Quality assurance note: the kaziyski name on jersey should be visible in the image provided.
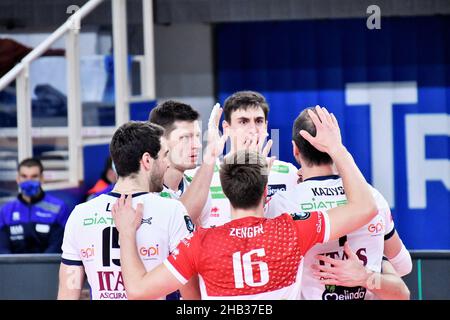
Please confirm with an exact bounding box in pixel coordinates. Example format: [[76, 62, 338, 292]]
[[61, 192, 191, 300], [265, 175, 395, 300], [186, 159, 299, 228], [164, 211, 330, 300]]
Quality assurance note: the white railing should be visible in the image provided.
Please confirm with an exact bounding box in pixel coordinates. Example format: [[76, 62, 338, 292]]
[[0, 0, 156, 188]]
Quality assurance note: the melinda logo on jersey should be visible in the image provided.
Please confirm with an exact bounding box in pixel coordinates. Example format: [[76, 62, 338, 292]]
[[139, 244, 160, 259], [322, 285, 367, 300]]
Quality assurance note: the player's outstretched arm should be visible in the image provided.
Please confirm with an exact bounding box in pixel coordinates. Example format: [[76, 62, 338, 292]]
[[180, 103, 228, 225], [313, 243, 410, 300], [383, 230, 413, 277], [300, 106, 377, 241], [57, 263, 85, 300], [112, 195, 183, 299]]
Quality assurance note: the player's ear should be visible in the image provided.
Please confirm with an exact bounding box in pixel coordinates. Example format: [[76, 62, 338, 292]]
[[263, 184, 268, 199], [292, 140, 300, 157], [141, 152, 153, 171], [222, 120, 230, 134]]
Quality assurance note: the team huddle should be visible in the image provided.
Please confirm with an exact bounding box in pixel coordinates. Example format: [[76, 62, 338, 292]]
[[57, 91, 412, 300]]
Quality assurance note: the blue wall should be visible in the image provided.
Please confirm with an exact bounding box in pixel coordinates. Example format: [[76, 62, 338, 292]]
[[216, 16, 450, 249]]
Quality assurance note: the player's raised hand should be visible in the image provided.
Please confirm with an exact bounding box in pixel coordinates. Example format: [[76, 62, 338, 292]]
[[299, 105, 342, 156], [204, 103, 228, 164], [243, 132, 271, 155], [111, 194, 143, 235]]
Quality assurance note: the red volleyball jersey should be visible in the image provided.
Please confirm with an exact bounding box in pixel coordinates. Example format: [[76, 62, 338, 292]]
[[164, 211, 330, 299]]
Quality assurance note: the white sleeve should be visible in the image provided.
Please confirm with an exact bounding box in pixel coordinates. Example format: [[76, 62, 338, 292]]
[[371, 187, 395, 235], [265, 191, 293, 218], [168, 202, 191, 253], [286, 162, 300, 190], [388, 244, 412, 277], [199, 192, 212, 226], [61, 206, 82, 265]]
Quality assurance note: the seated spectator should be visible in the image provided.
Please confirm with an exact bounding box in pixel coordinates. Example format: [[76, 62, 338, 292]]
[[0, 158, 69, 253], [86, 156, 117, 200]]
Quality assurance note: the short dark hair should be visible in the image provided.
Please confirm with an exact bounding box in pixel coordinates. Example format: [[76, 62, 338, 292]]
[[292, 107, 332, 166], [18, 158, 44, 174], [109, 121, 165, 178], [223, 91, 269, 124], [220, 151, 268, 209], [148, 100, 199, 136]]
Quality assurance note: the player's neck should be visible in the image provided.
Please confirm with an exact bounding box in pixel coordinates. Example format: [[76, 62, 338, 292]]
[[113, 176, 149, 194], [231, 205, 265, 220], [301, 164, 337, 181], [164, 167, 184, 191]]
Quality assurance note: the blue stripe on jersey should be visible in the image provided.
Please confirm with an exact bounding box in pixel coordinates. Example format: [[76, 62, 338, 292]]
[[61, 258, 83, 266], [384, 227, 396, 240], [303, 175, 340, 182], [107, 192, 148, 198]]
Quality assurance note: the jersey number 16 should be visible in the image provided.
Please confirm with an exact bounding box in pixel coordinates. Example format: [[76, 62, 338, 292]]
[[232, 248, 269, 288]]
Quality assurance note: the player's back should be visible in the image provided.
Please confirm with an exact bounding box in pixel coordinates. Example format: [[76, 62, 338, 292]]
[[61, 192, 190, 300], [266, 175, 393, 300], [167, 211, 328, 300]]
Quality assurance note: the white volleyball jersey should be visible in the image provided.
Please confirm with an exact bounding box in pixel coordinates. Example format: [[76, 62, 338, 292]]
[[186, 159, 299, 228], [265, 175, 394, 300], [61, 192, 191, 300]]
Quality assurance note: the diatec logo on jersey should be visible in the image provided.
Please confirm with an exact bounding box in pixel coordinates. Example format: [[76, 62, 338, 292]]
[[83, 214, 113, 227]]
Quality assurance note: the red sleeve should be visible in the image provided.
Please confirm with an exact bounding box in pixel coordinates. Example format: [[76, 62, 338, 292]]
[[292, 210, 330, 254], [164, 231, 200, 284]]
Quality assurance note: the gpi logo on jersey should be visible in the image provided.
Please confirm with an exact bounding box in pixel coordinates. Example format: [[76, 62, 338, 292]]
[[368, 219, 385, 235], [139, 244, 160, 259], [80, 245, 95, 259]]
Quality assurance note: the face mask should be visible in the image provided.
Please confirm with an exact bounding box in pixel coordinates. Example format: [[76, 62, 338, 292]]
[[19, 180, 41, 198]]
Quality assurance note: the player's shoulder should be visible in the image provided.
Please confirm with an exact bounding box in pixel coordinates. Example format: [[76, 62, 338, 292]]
[[141, 192, 179, 205], [368, 184, 390, 209], [142, 192, 186, 214], [72, 193, 109, 213]]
